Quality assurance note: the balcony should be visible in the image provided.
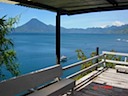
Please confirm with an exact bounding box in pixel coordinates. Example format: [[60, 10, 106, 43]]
[[0, 51, 128, 96], [74, 68, 128, 96], [65, 51, 128, 96], [1, 1, 128, 96]]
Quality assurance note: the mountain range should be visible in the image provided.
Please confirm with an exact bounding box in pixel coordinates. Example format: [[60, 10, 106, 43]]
[[14, 18, 128, 34]]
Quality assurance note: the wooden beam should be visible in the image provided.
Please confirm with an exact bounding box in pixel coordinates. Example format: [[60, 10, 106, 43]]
[[103, 51, 128, 57], [10, 0, 57, 11], [106, 59, 128, 66], [66, 4, 128, 15], [10, 0, 67, 14], [63, 54, 104, 70], [7, 0, 128, 15], [56, 12, 61, 64], [106, 0, 118, 6], [66, 61, 104, 79]]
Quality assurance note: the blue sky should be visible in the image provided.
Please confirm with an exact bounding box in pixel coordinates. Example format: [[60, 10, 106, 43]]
[[0, 2, 128, 29]]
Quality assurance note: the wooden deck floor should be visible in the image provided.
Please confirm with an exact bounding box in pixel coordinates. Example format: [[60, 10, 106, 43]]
[[74, 68, 128, 96]]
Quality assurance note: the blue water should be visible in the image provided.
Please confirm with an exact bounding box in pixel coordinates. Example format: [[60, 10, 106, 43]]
[[6, 33, 128, 79]]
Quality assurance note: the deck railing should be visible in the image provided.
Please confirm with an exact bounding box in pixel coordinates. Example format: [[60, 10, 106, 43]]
[[103, 51, 128, 66], [62, 54, 105, 79], [63, 51, 128, 80], [0, 51, 128, 95]]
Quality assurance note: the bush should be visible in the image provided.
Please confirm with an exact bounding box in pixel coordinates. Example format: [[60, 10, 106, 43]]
[[0, 16, 20, 80]]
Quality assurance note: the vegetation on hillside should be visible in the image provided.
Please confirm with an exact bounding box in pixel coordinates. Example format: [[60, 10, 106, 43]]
[[0, 16, 20, 80], [74, 49, 122, 80]]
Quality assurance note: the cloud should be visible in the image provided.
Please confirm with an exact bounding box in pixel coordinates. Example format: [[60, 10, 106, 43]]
[[99, 21, 125, 28], [99, 25, 108, 28], [112, 21, 125, 26]]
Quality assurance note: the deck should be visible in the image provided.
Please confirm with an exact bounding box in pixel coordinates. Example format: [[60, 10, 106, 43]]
[[1, 51, 128, 96], [74, 68, 128, 96]]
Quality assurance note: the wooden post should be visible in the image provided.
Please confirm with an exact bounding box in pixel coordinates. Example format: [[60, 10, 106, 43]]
[[56, 12, 61, 64], [96, 47, 99, 62], [125, 57, 127, 62], [96, 47, 99, 70], [103, 54, 106, 68]]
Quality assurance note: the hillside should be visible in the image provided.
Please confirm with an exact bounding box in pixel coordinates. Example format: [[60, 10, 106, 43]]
[[14, 18, 128, 34]]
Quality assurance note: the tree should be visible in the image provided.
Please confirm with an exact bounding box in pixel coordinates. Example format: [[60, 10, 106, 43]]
[[0, 16, 20, 80], [75, 49, 122, 80], [76, 49, 96, 70], [106, 50, 122, 68], [75, 49, 94, 80]]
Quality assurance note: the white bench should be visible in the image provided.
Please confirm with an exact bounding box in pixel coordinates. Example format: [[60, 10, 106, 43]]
[[0, 65, 75, 96], [115, 65, 128, 73]]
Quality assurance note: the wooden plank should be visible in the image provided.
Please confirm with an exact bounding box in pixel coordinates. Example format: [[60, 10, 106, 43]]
[[74, 68, 128, 96], [97, 73, 128, 83], [103, 51, 128, 57], [75, 67, 105, 91], [94, 69, 128, 83], [93, 69, 128, 89], [63, 54, 104, 70], [0, 65, 62, 96], [106, 59, 128, 65], [66, 61, 104, 79], [98, 73, 128, 82], [115, 65, 128, 73], [97, 69, 128, 82], [27, 79, 75, 96], [94, 77, 128, 89]]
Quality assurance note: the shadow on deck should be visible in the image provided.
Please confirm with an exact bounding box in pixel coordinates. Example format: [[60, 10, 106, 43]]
[[74, 68, 128, 96]]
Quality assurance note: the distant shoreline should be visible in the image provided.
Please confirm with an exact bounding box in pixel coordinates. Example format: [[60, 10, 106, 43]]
[[11, 31, 128, 35], [14, 18, 128, 34]]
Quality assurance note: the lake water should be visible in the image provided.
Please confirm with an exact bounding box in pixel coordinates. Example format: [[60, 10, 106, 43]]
[[6, 33, 128, 78]]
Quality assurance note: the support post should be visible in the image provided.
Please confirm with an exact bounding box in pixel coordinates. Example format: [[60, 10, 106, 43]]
[[56, 12, 61, 64], [125, 57, 127, 62], [96, 47, 99, 70], [96, 47, 99, 62], [103, 54, 106, 68]]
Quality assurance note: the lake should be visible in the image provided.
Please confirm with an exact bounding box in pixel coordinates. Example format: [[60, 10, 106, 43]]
[[6, 33, 128, 79]]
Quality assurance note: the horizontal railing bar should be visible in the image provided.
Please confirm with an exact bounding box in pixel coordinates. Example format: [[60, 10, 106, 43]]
[[106, 59, 128, 65], [103, 51, 128, 57], [63, 54, 104, 71], [66, 61, 104, 79]]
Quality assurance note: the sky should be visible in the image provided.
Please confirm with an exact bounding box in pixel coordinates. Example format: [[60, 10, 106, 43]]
[[0, 2, 128, 29]]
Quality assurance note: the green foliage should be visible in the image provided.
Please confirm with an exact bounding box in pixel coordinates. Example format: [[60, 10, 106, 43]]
[[75, 49, 94, 80], [0, 16, 20, 80], [76, 49, 87, 60], [106, 50, 122, 68], [75, 49, 122, 80]]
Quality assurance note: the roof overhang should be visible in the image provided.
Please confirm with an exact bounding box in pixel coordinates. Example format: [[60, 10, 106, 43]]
[[1, 0, 128, 15]]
